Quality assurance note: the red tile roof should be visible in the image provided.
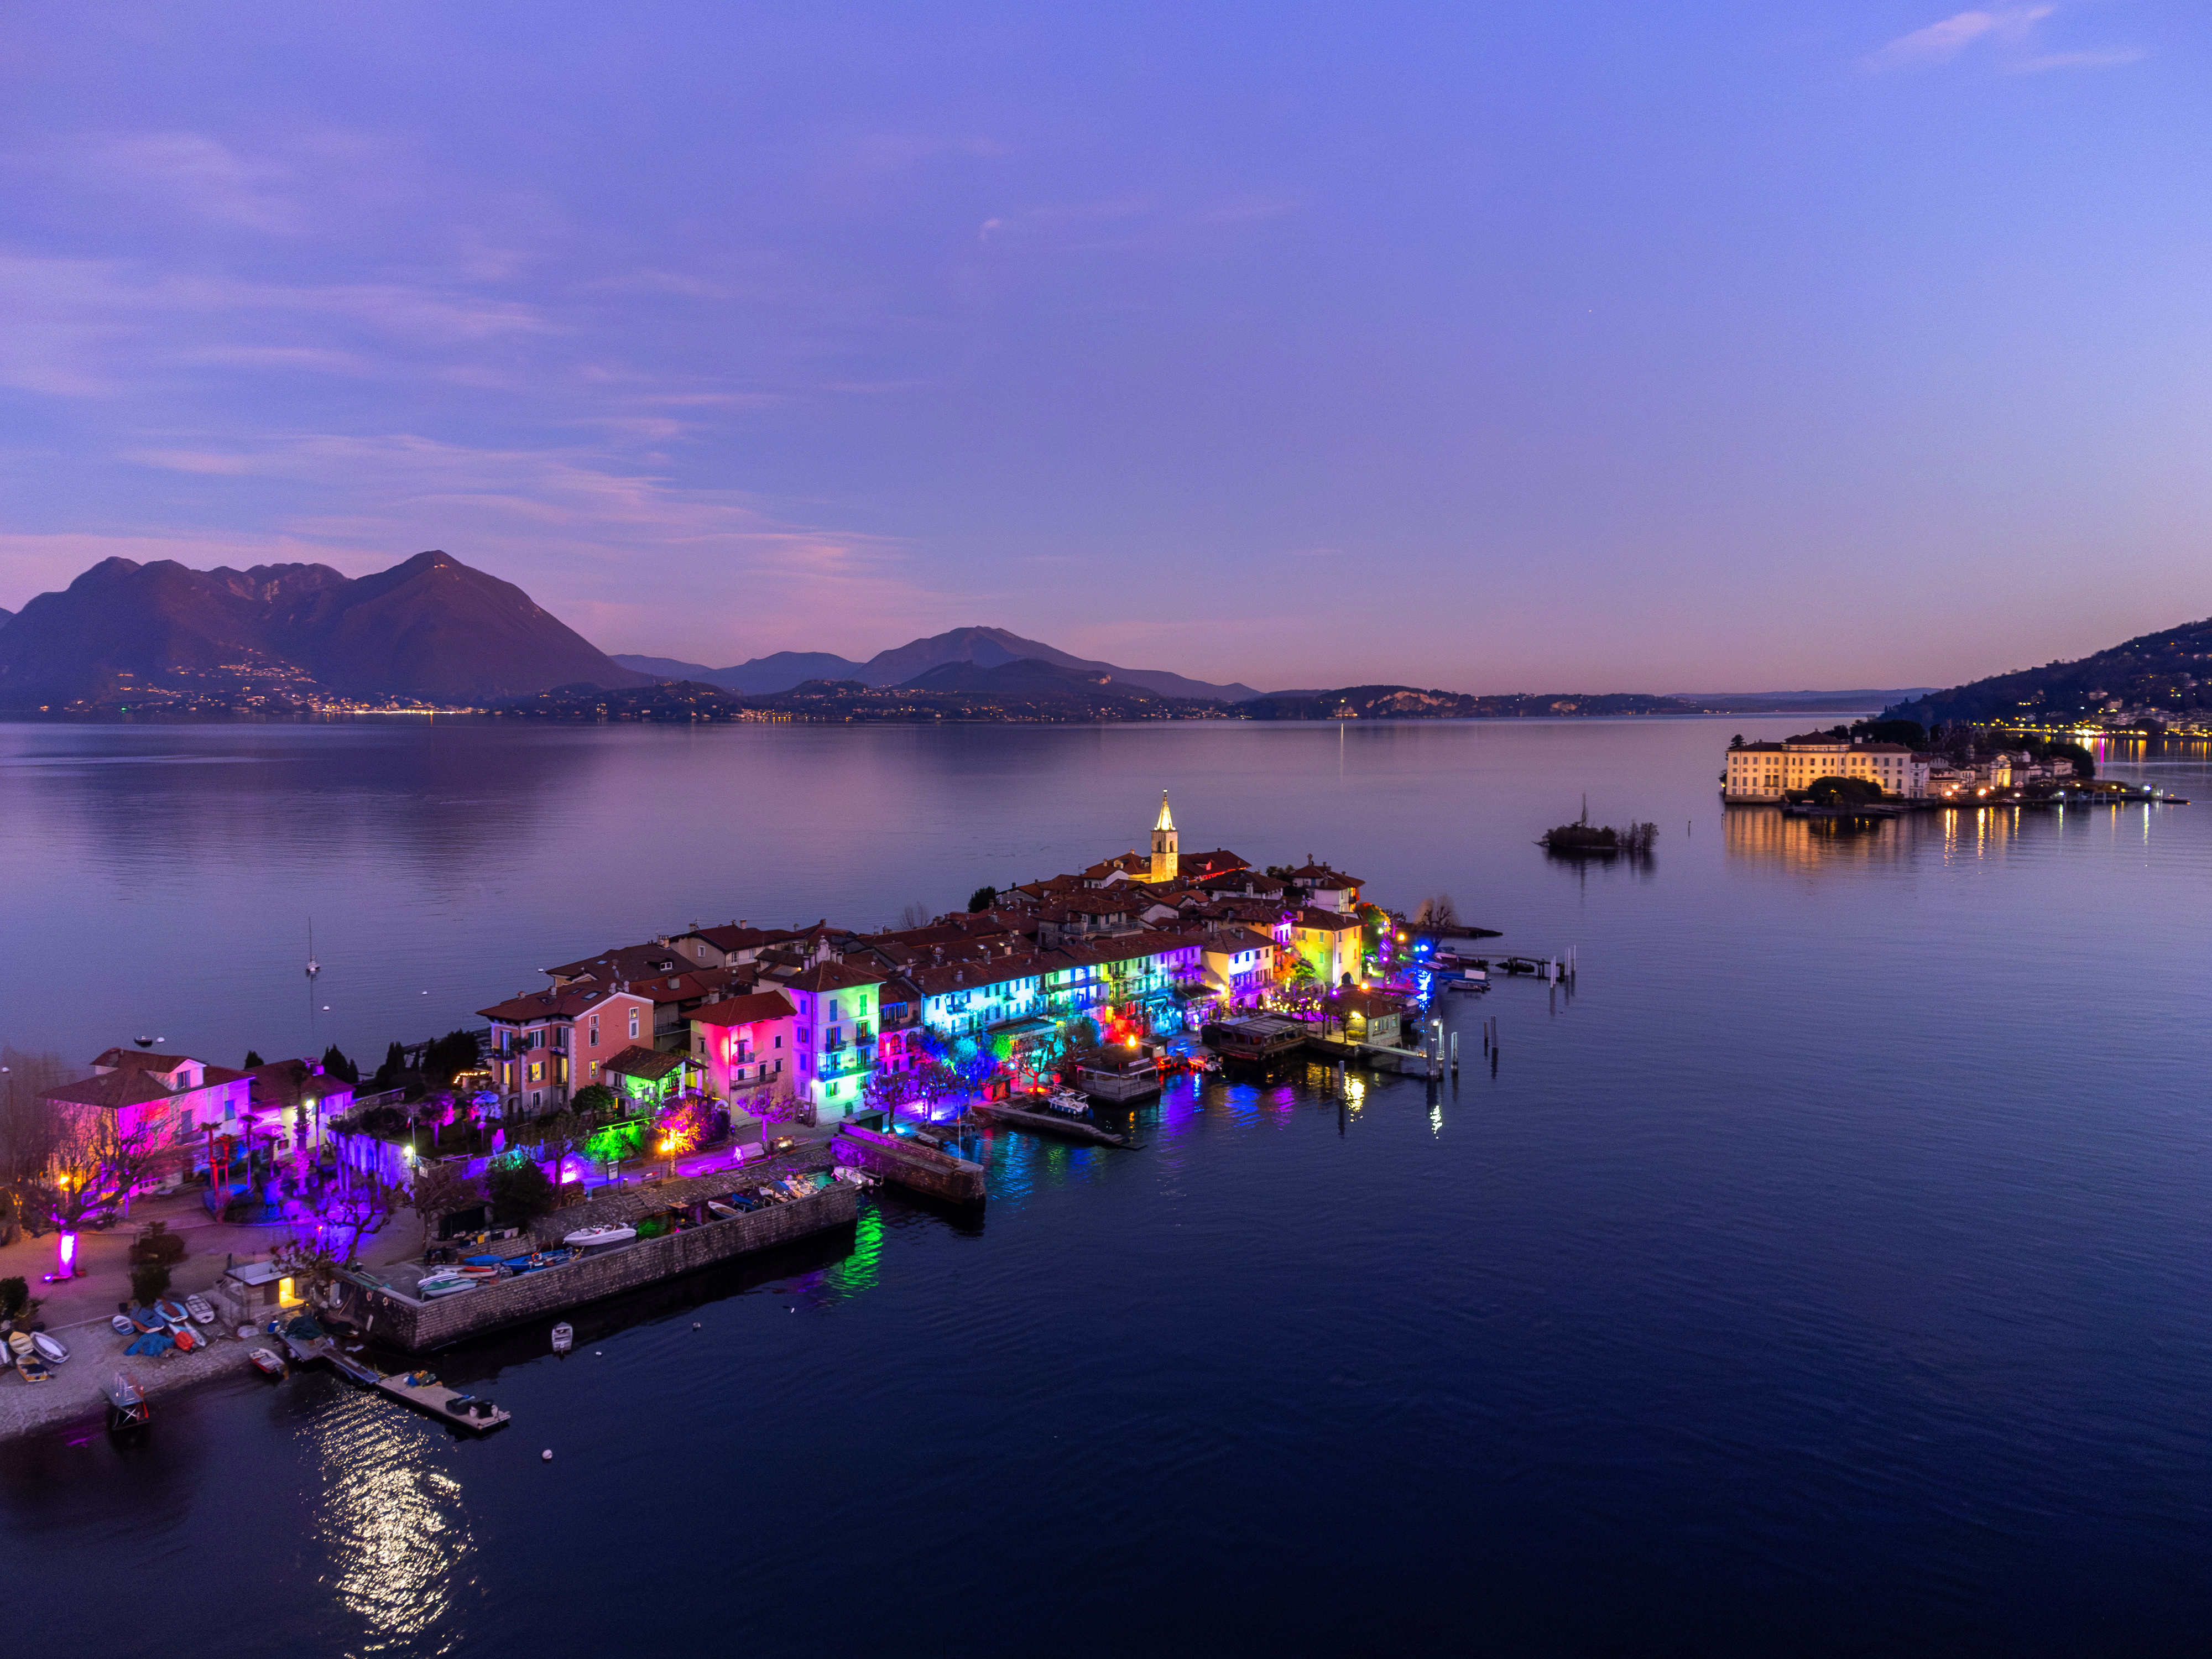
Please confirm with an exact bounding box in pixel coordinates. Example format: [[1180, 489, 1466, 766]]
[[691, 990, 797, 1028], [477, 985, 642, 1022], [42, 1070, 175, 1110], [786, 961, 888, 994], [604, 1045, 688, 1081], [90, 1048, 196, 1075]]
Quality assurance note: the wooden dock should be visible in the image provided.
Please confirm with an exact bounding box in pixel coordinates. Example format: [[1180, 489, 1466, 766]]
[[377, 1370, 511, 1432], [286, 1333, 510, 1432]]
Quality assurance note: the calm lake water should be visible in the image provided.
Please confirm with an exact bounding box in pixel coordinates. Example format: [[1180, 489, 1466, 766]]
[[3, 716, 2210, 1658]]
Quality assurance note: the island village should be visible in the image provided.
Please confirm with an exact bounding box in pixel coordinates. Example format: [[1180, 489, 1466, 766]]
[[0, 794, 1507, 1438]]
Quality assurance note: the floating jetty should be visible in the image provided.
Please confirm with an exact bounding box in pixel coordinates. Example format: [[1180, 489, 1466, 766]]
[[977, 1099, 1135, 1148], [832, 1122, 986, 1206], [285, 1332, 510, 1432]]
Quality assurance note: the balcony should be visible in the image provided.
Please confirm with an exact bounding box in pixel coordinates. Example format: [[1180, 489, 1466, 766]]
[[818, 1048, 869, 1079]]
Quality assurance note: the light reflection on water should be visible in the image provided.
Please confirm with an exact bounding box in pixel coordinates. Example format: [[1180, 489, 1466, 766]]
[[312, 1395, 475, 1650], [2, 719, 2210, 1657]]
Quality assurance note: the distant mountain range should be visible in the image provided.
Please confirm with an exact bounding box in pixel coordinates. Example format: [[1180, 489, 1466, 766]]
[[1885, 617, 2212, 727], [611, 625, 1261, 702], [0, 551, 652, 708]]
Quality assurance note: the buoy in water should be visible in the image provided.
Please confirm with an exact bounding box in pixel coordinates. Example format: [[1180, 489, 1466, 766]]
[[541, 1449, 552, 1462]]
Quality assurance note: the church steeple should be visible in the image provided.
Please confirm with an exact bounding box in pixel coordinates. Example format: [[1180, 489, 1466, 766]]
[[1149, 790, 1178, 883]]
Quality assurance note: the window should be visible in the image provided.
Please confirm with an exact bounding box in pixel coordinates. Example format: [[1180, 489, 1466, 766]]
[[589, 1018, 599, 1047], [629, 1008, 640, 1041]]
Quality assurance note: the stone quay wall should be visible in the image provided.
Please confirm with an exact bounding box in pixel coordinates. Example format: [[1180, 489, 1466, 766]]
[[831, 1124, 986, 1206], [338, 1182, 856, 1352]]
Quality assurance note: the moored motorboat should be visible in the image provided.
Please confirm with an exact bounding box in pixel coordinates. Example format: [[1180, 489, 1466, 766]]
[[249, 1348, 285, 1377], [185, 1295, 215, 1325], [551, 1322, 573, 1353], [31, 1331, 68, 1366], [563, 1225, 638, 1250]]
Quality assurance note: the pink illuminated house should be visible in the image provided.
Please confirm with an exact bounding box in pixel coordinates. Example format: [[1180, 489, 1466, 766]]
[[688, 989, 796, 1104], [40, 1049, 255, 1188]]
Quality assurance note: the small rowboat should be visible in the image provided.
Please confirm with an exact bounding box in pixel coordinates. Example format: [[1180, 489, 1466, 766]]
[[106, 1370, 150, 1427], [128, 1308, 165, 1334], [249, 1348, 285, 1378], [185, 1295, 216, 1325], [155, 1298, 191, 1326], [419, 1278, 478, 1298], [169, 1325, 202, 1354], [6, 1332, 32, 1360], [564, 1225, 637, 1250], [15, 1354, 53, 1384], [31, 1331, 67, 1366], [111, 1314, 137, 1336]]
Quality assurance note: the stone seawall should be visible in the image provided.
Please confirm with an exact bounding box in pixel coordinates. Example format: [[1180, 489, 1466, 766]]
[[832, 1124, 986, 1206], [338, 1183, 856, 1352]]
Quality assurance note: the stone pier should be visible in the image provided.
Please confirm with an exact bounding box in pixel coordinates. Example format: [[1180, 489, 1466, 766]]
[[337, 1176, 856, 1352]]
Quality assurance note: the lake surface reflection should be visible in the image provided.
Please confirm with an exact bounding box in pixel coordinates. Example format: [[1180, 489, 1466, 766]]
[[2, 716, 2210, 1657]]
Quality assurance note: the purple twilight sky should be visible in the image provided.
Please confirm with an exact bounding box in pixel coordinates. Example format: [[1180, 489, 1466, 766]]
[[1, 2, 2206, 693]]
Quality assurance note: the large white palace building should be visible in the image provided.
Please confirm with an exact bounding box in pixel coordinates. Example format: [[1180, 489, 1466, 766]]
[[1724, 733, 1932, 801]]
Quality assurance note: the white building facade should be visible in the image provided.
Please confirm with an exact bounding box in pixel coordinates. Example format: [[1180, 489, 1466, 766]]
[[1724, 734, 1931, 801]]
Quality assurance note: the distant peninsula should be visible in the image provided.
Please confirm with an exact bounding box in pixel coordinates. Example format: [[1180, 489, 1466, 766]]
[[1886, 615, 2212, 729], [488, 667, 1699, 724]]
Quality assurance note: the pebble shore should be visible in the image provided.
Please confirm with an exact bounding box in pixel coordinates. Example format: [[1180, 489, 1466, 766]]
[[0, 1317, 249, 1443]]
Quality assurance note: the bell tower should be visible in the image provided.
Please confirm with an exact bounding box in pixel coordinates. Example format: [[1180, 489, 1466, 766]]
[[1149, 790, 1178, 883]]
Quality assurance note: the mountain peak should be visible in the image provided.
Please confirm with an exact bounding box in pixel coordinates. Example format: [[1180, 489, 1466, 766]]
[[0, 549, 650, 707]]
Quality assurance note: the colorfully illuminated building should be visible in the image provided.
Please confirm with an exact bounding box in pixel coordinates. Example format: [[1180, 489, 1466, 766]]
[[785, 961, 885, 1118], [478, 985, 655, 1112], [603, 1045, 702, 1109], [688, 988, 796, 1101], [1199, 925, 1279, 1006], [1287, 907, 1363, 986], [41, 1050, 255, 1186]]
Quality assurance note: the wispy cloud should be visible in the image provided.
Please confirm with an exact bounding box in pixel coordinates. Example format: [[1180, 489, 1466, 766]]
[[2005, 45, 2145, 72], [0, 252, 556, 396], [1867, 7, 2053, 71], [69, 132, 303, 232], [1865, 5, 2142, 75]]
